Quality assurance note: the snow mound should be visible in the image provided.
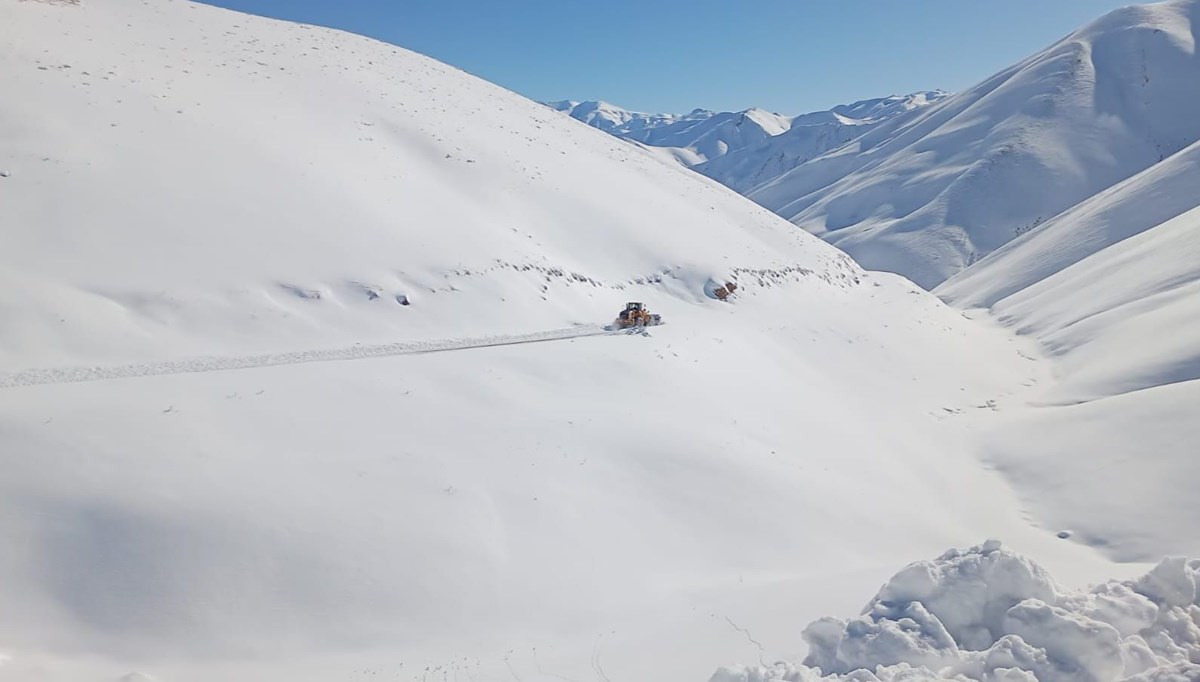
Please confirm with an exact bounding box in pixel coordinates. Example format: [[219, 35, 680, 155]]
[[747, 0, 1200, 288], [712, 542, 1200, 682]]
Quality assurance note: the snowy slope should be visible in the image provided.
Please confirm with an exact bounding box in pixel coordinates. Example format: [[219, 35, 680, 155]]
[[749, 0, 1200, 289], [0, 1, 1187, 681], [934, 141, 1200, 565], [0, 0, 858, 368], [937, 140, 1200, 314]]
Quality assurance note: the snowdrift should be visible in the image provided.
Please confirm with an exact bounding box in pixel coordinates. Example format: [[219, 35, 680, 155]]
[[713, 541, 1200, 682], [747, 0, 1200, 288]]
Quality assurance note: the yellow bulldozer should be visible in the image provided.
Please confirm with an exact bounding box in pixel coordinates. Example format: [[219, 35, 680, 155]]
[[614, 301, 663, 329]]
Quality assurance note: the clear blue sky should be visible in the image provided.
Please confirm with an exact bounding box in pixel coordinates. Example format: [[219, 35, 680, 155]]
[[197, 0, 1142, 114]]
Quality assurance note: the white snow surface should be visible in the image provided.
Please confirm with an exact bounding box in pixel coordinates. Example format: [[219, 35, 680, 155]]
[[933, 140, 1200, 565], [712, 541, 1200, 682], [0, 1, 1190, 681], [938, 140, 1200, 404], [747, 0, 1200, 289]]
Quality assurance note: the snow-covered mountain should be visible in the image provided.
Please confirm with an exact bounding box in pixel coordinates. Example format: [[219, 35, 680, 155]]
[[546, 92, 947, 169], [546, 99, 793, 166], [748, 0, 1200, 289], [935, 138, 1200, 565], [0, 1, 1114, 680], [544, 99, 692, 135], [1, 0, 1197, 681], [697, 91, 947, 193]]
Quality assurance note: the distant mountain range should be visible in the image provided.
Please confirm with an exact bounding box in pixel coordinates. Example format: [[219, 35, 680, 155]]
[[544, 92, 947, 177], [550, 1, 1200, 291]]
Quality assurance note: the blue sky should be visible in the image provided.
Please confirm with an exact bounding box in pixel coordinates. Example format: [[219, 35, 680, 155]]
[[198, 0, 1142, 114]]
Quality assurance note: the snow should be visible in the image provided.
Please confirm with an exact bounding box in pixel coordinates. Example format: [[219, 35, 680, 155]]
[[694, 92, 951, 193], [937, 139, 1200, 403], [936, 141, 1200, 313], [830, 92, 949, 123], [546, 93, 947, 176], [0, 0, 1193, 680], [932, 139, 1200, 564], [712, 542, 1200, 682], [745, 0, 1200, 289], [547, 100, 795, 167]]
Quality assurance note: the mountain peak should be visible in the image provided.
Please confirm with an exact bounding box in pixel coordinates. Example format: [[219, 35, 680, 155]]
[[546, 92, 946, 169]]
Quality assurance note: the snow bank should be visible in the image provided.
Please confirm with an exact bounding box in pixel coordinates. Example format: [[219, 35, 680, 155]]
[[712, 542, 1200, 682]]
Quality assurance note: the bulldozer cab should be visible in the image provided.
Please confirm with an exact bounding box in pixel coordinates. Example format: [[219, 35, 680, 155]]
[[625, 302, 645, 312]]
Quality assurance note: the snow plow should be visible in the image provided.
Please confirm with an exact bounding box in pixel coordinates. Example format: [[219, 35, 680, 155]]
[[614, 301, 662, 329]]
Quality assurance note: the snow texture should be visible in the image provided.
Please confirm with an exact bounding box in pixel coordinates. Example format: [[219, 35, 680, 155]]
[[712, 542, 1200, 682], [935, 142, 1200, 563], [0, 0, 1194, 680], [0, 1, 1125, 680]]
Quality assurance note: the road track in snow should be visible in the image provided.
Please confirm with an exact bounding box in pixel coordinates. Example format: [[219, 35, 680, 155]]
[[0, 324, 631, 389]]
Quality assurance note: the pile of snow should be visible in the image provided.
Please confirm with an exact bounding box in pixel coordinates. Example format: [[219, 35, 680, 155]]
[[546, 93, 947, 171], [747, 0, 1200, 288], [713, 541, 1200, 682]]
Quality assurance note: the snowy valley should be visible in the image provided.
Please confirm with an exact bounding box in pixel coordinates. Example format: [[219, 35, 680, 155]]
[[1, 0, 1198, 681]]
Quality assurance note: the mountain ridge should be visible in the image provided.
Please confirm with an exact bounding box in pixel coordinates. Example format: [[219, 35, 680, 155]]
[[746, 0, 1200, 288], [544, 91, 948, 169]]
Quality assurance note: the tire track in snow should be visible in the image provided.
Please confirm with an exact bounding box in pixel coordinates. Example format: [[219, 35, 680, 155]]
[[0, 325, 624, 389]]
